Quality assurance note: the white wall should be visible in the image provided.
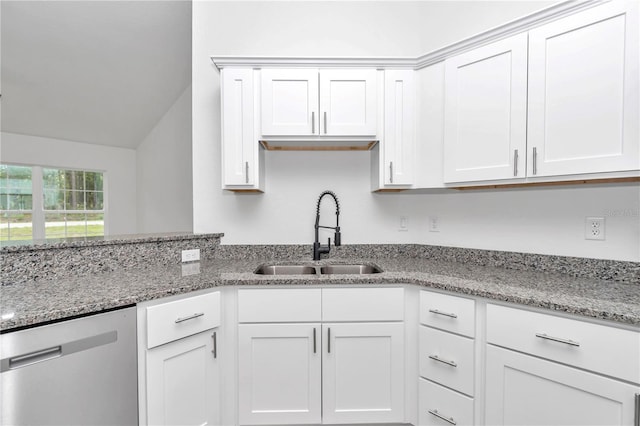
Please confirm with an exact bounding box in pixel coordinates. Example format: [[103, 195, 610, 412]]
[[136, 86, 193, 234], [193, 1, 640, 261], [0, 132, 138, 235]]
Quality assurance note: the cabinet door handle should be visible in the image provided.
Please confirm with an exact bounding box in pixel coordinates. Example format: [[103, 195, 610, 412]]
[[245, 161, 249, 184], [312, 111, 315, 134], [428, 354, 458, 368], [535, 333, 580, 347], [634, 393, 640, 426], [428, 308, 458, 319], [323, 111, 327, 134], [513, 149, 519, 176], [313, 328, 317, 354], [428, 409, 457, 425], [327, 327, 331, 353], [532, 147, 538, 175], [175, 312, 204, 323], [212, 331, 217, 358], [389, 162, 394, 184]]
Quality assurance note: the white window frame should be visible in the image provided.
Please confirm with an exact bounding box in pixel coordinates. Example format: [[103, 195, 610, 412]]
[[1, 164, 107, 240]]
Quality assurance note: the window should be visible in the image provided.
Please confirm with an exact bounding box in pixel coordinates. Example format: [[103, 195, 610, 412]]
[[0, 164, 105, 242], [0, 165, 34, 241]]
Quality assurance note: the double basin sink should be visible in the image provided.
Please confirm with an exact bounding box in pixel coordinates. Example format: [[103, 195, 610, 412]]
[[254, 264, 382, 275]]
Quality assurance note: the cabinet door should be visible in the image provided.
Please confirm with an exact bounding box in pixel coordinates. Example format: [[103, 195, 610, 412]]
[[383, 70, 415, 186], [147, 329, 220, 426], [238, 323, 321, 425], [261, 69, 319, 136], [221, 68, 259, 188], [485, 345, 640, 426], [443, 33, 528, 183], [528, 1, 639, 177], [319, 69, 378, 136], [322, 322, 404, 424]]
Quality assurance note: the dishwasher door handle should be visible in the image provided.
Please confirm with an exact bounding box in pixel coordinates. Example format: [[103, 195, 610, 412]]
[[1, 330, 117, 372]]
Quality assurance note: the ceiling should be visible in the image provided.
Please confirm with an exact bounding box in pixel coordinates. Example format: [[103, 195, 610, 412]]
[[1, 1, 192, 149]]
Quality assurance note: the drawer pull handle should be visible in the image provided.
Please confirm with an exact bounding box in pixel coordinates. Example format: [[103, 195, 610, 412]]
[[634, 393, 640, 426], [175, 312, 204, 323], [429, 309, 458, 319], [428, 409, 456, 425], [535, 333, 580, 347], [428, 354, 458, 368]]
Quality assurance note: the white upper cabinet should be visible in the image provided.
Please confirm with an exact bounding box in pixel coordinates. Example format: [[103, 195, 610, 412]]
[[319, 69, 378, 136], [383, 70, 415, 187], [261, 68, 377, 137], [261, 69, 319, 136], [221, 68, 263, 191], [443, 33, 529, 183], [527, 0, 639, 177]]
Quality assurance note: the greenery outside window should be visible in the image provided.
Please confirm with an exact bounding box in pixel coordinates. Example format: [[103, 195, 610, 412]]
[[1, 164, 105, 242]]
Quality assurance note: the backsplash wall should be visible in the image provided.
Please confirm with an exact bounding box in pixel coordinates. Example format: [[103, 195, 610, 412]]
[[192, 1, 640, 262]]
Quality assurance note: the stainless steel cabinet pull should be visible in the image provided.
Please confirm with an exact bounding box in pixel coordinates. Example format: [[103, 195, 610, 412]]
[[323, 111, 327, 134], [428, 409, 456, 425], [532, 147, 538, 175], [428, 308, 458, 319], [390, 162, 394, 184], [513, 149, 519, 176], [535, 333, 580, 347], [634, 393, 640, 426], [312, 111, 315, 134], [327, 328, 331, 353], [313, 328, 317, 354], [212, 331, 217, 358], [245, 161, 249, 184], [175, 312, 204, 323], [428, 354, 458, 368]]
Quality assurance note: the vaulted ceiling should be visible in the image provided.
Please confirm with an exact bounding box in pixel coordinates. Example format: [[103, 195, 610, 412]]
[[1, 1, 192, 149]]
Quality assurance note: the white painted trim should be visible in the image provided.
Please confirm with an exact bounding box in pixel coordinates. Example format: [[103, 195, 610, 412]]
[[210, 0, 606, 71]]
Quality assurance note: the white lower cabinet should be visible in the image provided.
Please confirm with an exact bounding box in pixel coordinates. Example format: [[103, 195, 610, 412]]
[[322, 322, 405, 424], [141, 291, 222, 426], [419, 378, 474, 426], [236, 287, 405, 425], [238, 323, 322, 425], [147, 329, 220, 426], [485, 344, 639, 426]]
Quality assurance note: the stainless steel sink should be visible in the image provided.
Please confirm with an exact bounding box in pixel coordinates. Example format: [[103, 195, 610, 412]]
[[254, 265, 318, 275], [254, 263, 383, 275], [320, 264, 383, 275]]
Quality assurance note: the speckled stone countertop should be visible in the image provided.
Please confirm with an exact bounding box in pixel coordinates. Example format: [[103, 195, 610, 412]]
[[2, 255, 639, 331]]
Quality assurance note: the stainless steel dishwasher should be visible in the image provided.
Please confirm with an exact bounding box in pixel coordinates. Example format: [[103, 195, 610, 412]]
[[0, 306, 138, 425]]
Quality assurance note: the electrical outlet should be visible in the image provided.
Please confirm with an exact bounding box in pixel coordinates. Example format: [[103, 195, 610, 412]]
[[181, 248, 201, 263], [181, 262, 201, 276], [585, 217, 605, 240], [428, 216, 440, 232], [399, 216, 409, 232]]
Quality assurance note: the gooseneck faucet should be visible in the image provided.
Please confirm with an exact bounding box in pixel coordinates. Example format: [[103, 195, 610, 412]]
[[313, 190, 341, 260]]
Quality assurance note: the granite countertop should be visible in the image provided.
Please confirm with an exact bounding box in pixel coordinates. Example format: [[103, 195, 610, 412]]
[[2, 256, 639, 331]]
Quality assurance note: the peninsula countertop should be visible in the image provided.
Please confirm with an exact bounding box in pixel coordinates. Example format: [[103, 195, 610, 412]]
[[2, 256, 639, 331]]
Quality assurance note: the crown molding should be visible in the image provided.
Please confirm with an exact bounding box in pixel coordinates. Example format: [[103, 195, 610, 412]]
[[210, 0, 607, 71]]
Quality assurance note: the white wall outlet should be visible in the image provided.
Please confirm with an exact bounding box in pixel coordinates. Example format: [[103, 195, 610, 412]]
[[585, 217, 605, 240], [181, 262, 201, 276], [399, 216, 409, 232], [181, 248, 201, 263], [428, 216, 440, 232]]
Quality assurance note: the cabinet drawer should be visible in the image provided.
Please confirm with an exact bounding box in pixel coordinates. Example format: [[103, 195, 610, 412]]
[[487, 304, 640, 383], [420, 326, 475, 396], [238, 289, 321, 323], [322, 287, 404, 321], [147, 292, 220, 349], [420, 291, 475, 337], [419, 378, 474, 426]]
